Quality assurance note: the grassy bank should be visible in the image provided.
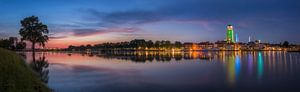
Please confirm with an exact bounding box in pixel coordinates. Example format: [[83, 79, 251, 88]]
[[0, 48, 50, 92]]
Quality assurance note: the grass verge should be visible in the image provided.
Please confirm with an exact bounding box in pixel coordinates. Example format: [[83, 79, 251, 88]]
[[0, 48, 50, 92]]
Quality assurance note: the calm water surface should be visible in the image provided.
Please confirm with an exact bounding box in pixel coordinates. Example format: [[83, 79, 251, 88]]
[[21, 51, 300, 92]]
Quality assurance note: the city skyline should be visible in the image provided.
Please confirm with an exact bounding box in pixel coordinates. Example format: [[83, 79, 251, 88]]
[[0, 0, 300, 48]]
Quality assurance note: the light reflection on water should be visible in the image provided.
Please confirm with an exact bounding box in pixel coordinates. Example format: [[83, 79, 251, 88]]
[[20, 51, 300, 92]]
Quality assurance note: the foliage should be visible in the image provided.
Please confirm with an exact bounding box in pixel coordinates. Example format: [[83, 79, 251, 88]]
[[68, 39, 183, 51], [0, 37, 27, 50], [0, 39, 12, 49], [0, 48, 50, 92], [282, 41, 289, 47], [16, 41, 27, 50], [19, 16, 49, 52]]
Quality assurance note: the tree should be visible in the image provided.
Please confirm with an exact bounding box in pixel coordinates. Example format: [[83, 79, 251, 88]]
[[86, 44, 92, 49], [165, 40, 171, 49], [9, 37, 18, 49], [154, 41, 160, 49], [174, 41, 182, 48], [282, 41, 289, 47], [79, 45, 85, 51], [160, 40, 166, 48], [16, 41, 27, 50], [146, 40, 154, 48], [130, 39, 146, 49], [68, 45, 76, 50], [19, 16, 49, 53], [0, 39, 11, 49]]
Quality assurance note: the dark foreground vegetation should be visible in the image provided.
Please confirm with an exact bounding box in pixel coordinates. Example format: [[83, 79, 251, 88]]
[[0, 48, 50, 92], [0, 37, 26, 50]]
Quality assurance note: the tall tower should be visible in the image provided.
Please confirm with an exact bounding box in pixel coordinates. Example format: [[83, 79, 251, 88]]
[[248, 36, 251, 42], [235, 33, 239, 43], [226, 25, 235, 43]]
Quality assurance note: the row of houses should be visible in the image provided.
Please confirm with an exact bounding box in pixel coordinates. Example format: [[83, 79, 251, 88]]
[[183, 41, 300, 51]]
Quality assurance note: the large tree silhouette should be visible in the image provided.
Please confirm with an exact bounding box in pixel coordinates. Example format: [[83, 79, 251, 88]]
[[19, 16, 49, 53]]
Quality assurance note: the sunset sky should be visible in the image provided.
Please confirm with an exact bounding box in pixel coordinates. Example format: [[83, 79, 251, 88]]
[[0, 0, 299, 48]]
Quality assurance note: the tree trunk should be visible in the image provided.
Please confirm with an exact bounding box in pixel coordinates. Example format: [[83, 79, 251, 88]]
[[32, 42, 36, 62], [32, 42, 35, 53]]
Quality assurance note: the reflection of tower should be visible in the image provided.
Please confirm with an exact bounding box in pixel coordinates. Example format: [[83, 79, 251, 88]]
[[226, 25, 235, 43], [257, 52, 263, 79], [226, 52, 241, 86]]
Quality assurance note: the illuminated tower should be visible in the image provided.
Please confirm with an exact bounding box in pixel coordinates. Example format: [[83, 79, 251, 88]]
[[226, 25, 235, 43], [248, 36, 251, 42], [235, 33, 238, 43]]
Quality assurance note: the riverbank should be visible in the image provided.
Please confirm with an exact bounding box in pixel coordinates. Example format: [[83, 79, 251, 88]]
[[18, 47, 300, 52], [0, 48, 50, 92]]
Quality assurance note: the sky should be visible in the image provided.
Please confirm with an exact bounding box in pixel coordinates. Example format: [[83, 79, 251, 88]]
[[0, 0, 299, 48]]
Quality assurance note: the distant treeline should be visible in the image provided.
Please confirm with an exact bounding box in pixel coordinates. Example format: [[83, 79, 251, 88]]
[[68, 39, 183, 51], [0, 37, 26, 50]]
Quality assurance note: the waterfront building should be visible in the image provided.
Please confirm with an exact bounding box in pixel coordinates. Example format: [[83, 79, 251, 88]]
[[183, 43, 200, 51], [226, 25, 235, 43], [198, 41, 214, 50], [215, 41, 227, 50]]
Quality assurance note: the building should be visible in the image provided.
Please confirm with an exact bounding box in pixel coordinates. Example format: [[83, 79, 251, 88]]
[[183, 43, 200, 51], [215, 41, 227, 50], [198, 41, 214, 50], [226, 25, 235, 43]]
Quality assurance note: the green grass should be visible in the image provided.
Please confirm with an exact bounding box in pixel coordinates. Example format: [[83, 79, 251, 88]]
[[0, 48, 50, 92]]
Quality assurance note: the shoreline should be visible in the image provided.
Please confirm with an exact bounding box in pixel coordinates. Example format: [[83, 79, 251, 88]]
[[0, 48, 50, 92], [16, 49, 299, 52]]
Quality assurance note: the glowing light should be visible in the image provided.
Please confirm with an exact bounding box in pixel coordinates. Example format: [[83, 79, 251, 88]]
[[235, 55, 241, 79], [257, 52, 264, 79], [235, 33, 239, 42], [227, 54, 235, 86], [248, 36, 251, 42], [226, 25, 235, 43]]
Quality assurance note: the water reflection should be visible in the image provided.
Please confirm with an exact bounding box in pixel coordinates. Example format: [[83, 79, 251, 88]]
[[219, 52, 242, 86], [247, 53, 253, 76], [20, 51, 300, 92], [83, 51, 215, 62], [30, 53, 49, 84], [257, 52, 263, 79], [62, 51, 300, 85], [227, 52, 236, 86]]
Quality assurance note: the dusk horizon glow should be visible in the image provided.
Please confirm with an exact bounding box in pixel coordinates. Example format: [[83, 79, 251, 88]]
[[1, 0, 300, 48]]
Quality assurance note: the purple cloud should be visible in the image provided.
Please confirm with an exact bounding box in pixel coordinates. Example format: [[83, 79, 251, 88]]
[[71, 27, 140, 37]]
